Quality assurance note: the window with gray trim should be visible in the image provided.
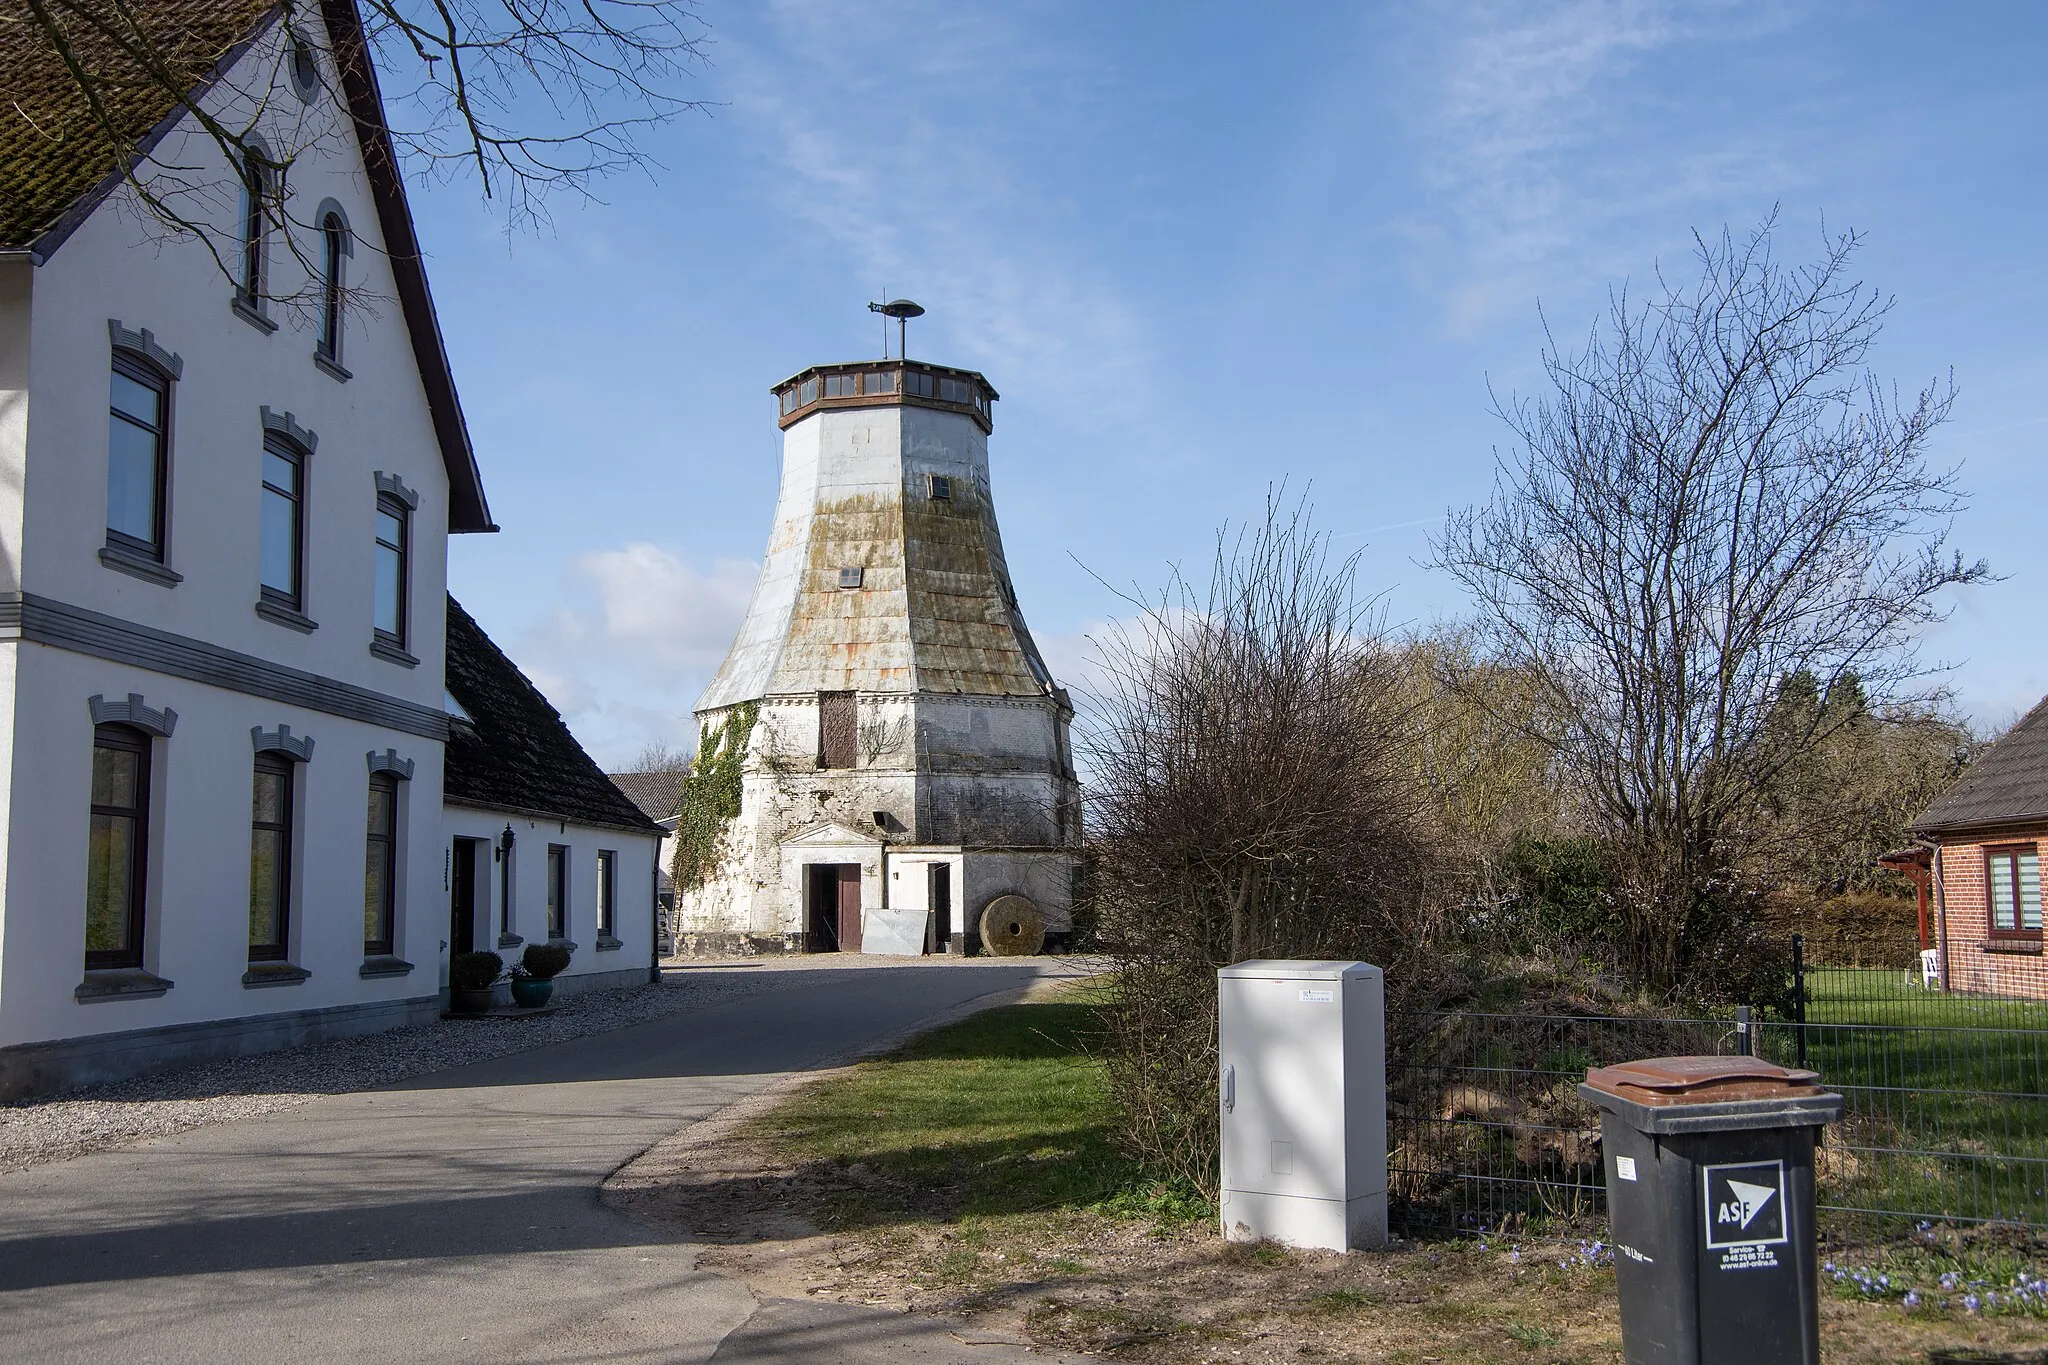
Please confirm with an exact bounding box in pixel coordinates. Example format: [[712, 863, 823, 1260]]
[[236, 143, 269, 307], [249, 752, 295, 962], [108, 353, 170, 560], [364, 772, 399, 955], [261, 434, 307, 611], [547, 844, 570, 940], [374, 493, 409, 647], [318, 212, 346, 364], [597, 849, 617, 937], [86, 723, 152, 970]]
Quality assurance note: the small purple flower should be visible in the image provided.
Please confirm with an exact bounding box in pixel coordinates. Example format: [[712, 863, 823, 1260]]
[[1964, 1294, 1982, 1313], [1903, 1291, 1921, 1309]]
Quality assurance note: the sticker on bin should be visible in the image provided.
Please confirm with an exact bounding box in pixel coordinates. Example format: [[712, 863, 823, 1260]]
[[1703, 1159, 1787, 1256], [1615, 1155, 1638, 1181], [1298, 989, 1334, 1003]]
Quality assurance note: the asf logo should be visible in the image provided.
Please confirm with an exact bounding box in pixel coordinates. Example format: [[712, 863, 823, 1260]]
[[1704, 1160, 1788, 1248]]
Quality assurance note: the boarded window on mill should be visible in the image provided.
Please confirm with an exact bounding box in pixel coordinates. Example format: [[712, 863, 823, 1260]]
[[819, 691, 857, 768]]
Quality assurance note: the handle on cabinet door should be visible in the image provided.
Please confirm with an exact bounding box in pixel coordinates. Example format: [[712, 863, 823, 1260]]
[[1221, 1063, 1235, 1113]]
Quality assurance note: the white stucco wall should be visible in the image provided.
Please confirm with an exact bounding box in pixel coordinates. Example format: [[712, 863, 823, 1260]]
[[16, 29, 448, 706], [0, 646, 443, 1043], [442, 806, 659, 987], [0, 26, 465, 1060]]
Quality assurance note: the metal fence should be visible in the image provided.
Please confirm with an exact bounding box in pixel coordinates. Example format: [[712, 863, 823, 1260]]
[[1389, 941, 2048, 1234]]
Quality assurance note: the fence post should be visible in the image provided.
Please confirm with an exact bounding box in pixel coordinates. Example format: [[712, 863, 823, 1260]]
[[1735, 1004, 1753, 1056], [1791, 932, 1808, 1069]]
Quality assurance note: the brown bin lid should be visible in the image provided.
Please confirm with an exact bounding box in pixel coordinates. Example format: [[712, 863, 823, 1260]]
[[1583, 1056, 1820, 1107]]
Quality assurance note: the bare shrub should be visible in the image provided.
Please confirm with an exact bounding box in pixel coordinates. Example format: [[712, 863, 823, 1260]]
[[1082, 497, 1459, 1194]]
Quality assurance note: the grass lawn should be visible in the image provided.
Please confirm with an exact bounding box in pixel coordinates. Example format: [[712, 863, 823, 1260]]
[[1764, 969, 2048, 1226], [730, 982, 2048, 1364]]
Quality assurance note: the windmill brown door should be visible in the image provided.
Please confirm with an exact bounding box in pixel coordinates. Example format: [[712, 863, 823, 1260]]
[[835, 864, 863, 953], [807, 862, 863, 952]]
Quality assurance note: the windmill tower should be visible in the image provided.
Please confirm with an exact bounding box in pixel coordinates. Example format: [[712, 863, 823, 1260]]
[[681, 310, 1080, 955]]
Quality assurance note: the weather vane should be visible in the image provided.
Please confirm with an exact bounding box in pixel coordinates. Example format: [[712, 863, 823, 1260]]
[[868, 297, 924, 360]]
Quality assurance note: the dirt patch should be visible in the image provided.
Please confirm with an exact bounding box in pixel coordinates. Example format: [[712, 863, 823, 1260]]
[[610, 1113, 2048, 1365]]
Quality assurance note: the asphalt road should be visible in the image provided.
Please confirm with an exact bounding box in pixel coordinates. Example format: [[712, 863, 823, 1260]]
[[0, 961, 1082, 1363]]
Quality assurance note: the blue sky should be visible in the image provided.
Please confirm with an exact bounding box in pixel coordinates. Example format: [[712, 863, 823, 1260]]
[[411, 1, 2048, 767]]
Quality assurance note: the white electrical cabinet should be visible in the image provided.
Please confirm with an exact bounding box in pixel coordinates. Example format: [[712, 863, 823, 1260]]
[[1217, 960, 1387, 1252]]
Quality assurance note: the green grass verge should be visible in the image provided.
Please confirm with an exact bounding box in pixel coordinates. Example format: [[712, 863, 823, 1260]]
[[752, 986, 1183, 1224]]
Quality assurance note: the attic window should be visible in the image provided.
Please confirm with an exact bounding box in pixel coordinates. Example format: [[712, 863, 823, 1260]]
[[838, 566, 864, 589], [928, 474, 952, 501], [289, 35, 321, 98], [444, 688, 475, 724]]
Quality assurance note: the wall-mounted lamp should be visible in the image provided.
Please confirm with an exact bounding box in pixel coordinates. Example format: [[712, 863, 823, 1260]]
[[496, 824, 516, 861]]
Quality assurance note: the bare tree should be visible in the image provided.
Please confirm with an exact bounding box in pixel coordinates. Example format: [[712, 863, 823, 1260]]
[[1431, 214, 1989, 991], [623, 738, 691, 776], [1084, 496, 1455, 1192], [6, 0, 707, 304]]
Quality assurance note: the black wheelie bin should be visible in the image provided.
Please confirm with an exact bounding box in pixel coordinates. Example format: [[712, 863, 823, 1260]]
[[1579, 1056, 1844, 1365]]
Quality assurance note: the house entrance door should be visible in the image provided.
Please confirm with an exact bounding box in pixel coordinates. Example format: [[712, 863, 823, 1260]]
[[450, 838, 481, 953], [806, 863, 863, 952]]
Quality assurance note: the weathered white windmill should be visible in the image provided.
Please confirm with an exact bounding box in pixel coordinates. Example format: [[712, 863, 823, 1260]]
[[679, 304, 1080, 955]]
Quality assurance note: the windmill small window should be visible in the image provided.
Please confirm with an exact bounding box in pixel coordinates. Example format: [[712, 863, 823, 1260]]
[[928, 474, 952, 501], [838, 566, 864, 589]]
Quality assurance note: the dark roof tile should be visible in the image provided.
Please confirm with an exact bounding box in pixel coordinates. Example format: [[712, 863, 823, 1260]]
[[606, 770, 684, 824], [1911, 693, 2048, 835], [445, 596, 661, 836]]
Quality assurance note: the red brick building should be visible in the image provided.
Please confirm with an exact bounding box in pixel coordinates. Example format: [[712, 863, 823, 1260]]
[[1905, 697, 2048, 999]]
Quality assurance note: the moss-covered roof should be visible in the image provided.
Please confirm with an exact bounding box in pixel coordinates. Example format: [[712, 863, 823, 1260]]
[[0, 0, 275, 250]]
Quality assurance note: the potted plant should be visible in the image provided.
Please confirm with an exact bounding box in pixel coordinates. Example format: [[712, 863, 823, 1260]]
[[449, 951, 502, 1015], [509, 941, 572, 1008]]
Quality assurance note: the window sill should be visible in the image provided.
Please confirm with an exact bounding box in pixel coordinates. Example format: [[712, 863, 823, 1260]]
[[314, 351, 352, 383], [231, 295, 278, 334], [549, 938, 578, 953], [370, 638, 419, 669], [242, 962, 311, 988], [595, 935, 624, 952], [255, 598, 319, 634], [497, 932, 524, 949], [76, 969, 174, 1001], [99, 545, 182, 587], [1980, 938, 2044, 956], [359, 955, 415, 979]]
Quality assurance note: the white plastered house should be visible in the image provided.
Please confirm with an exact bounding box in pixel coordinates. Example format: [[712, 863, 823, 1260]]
[[0, 1, 659, 1097]]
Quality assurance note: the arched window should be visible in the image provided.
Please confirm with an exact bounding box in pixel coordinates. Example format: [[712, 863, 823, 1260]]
[[235, 139, 273, 317], [318, 212, 345, 364]]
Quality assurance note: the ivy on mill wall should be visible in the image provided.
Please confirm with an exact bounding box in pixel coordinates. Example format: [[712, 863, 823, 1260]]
[[672, 701, 758, 892]]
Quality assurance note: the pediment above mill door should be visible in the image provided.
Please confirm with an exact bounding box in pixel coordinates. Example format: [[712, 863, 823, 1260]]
[[783, 821, 885, 850]]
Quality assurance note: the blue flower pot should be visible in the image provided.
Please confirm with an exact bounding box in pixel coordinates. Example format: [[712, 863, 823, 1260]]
[[509, 976, 553, 1009]]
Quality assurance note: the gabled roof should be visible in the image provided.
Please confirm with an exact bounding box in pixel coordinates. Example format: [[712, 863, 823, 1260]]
[[0, 0, 493, 534], [607, 770, 684, 826], [444, 596, 662, 837], [1911, 693, 2048, 836]]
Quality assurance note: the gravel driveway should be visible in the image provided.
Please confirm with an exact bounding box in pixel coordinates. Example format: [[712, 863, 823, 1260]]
[[0, 962, 784, 1174]]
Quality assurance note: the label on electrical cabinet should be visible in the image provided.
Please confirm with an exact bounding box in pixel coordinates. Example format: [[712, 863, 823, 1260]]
[[1298, 989, 1334, 1003]]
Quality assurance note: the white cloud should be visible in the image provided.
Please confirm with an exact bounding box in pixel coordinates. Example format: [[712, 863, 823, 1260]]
[[1395, 0, 1802, 333], [515, 543, 759, 767], [722, 1, 1155, 421]]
